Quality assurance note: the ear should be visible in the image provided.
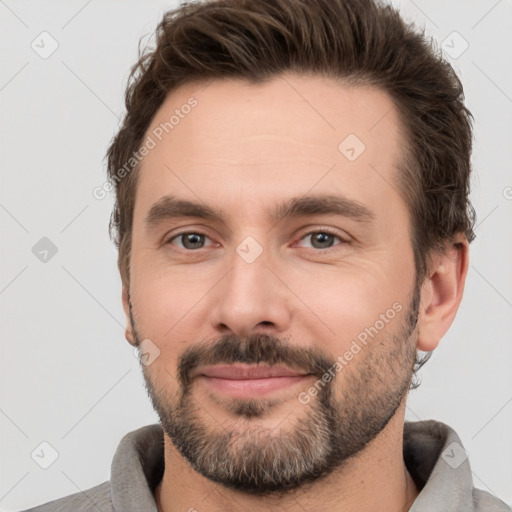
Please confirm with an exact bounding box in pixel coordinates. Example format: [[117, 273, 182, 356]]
[[417, 236, 469, 352], [122, 285, 136, 346]]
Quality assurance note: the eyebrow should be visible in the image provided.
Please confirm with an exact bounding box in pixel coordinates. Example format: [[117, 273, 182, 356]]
[[144, 193, 375, 230]]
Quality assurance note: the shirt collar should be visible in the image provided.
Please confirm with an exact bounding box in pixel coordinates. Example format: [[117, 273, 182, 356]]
[[405, 420, 475, 511], [110, 424, 164, 512]]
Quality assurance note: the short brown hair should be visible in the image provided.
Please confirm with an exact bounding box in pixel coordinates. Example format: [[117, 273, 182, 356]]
[[106, 0, 476, 289]]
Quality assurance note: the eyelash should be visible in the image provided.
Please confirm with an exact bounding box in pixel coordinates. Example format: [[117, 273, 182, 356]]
[[165, 229, 348, 254]]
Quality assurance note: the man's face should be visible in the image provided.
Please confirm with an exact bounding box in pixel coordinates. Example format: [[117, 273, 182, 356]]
[[125, 74, 420, 494]]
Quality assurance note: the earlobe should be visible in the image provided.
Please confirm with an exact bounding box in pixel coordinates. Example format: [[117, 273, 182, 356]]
[[417, 237, 469, 352], [122, 285, 136, 346]]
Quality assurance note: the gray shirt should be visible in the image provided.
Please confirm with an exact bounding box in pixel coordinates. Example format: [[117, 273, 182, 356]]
[[20, 420, 510, 511]]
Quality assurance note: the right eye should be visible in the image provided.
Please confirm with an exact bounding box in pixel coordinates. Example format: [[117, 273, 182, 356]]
[[166, 231, 217, 251]]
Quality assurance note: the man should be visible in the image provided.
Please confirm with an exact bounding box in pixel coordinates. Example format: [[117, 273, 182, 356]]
[[23, 0, 510, 510]]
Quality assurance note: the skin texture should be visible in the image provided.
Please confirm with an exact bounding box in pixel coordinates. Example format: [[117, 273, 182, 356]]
[[122, 73, 469, 512]]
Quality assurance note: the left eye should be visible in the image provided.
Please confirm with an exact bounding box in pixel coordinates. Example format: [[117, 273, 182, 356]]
[[296, 231, 344, 250]]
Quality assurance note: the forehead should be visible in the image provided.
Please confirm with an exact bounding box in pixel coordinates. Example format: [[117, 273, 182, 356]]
[[134, 73, 408, 228]]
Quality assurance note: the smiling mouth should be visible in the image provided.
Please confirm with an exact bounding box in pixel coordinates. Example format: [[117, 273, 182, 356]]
[[196, 364, 313, 398]]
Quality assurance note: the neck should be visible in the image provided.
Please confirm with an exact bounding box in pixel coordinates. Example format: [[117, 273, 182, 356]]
[[155, 402, 419, 512]]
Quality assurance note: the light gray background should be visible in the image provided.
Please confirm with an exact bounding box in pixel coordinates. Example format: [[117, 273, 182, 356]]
[[1, 0, 511, 510]]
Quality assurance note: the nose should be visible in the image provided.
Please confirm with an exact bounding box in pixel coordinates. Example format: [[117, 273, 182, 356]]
[[208, 241, 292, 338]]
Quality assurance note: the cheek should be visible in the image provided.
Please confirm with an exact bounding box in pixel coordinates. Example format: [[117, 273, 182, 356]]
[[287, 261, 403, 338], [130, 246, 198, 314]]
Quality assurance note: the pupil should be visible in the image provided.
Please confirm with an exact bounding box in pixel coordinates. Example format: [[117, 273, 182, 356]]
[[314, 233, 332, 248], [184, 233, 203, 249]]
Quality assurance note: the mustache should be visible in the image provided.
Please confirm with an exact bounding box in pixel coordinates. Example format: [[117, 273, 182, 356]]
[[178, 333, 335, 388]]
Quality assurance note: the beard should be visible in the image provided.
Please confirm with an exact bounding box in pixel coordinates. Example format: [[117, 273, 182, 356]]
[[129, 286, 420, 497]]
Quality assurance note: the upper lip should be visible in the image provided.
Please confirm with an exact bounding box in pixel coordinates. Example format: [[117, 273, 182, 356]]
[[198, 364, 310, 380]]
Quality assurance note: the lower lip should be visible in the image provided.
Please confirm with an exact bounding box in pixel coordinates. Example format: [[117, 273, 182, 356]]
[[198, 375, 311, 398]]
